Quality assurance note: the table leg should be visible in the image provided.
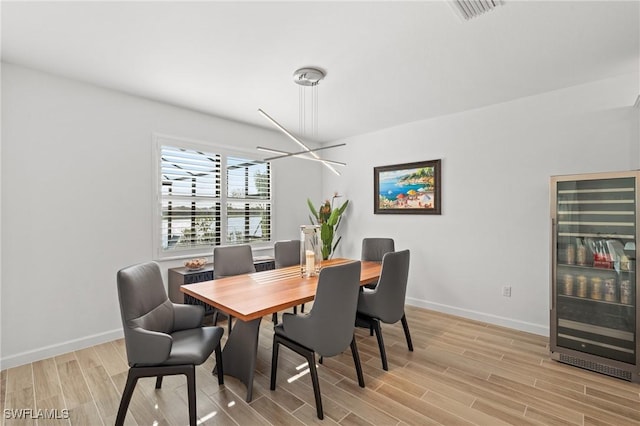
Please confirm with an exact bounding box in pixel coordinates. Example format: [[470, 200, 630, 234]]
[[216, 317, 261, 402]]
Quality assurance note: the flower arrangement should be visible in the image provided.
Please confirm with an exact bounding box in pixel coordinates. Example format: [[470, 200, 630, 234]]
[[307, 193, 349, 260]]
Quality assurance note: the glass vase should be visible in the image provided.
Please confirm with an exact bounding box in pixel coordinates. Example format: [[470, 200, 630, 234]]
[[300, 225, 322, 277]]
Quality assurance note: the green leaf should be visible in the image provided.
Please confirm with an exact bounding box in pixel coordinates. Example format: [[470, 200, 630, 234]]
[[322, 246, 330, 260], [336, 200, 349, 215], [332, 235, 342, 254], [327, 200, 349, 226], [327, 210, 339, 226], [307, 198, 319, 221], [308, 214, 316, 225], [320, 222, 333, 242], [320, 223, 333, 260]]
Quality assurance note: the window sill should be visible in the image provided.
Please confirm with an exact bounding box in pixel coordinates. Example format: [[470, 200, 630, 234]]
[[155, 244, 275, 263]]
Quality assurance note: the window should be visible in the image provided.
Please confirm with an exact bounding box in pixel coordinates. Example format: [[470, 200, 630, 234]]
[[226, 156, 271, 244], [155, 136, 271, 258]]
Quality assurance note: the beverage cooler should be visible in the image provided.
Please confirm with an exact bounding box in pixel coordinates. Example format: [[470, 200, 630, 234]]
[[550, 171, 639, 381]]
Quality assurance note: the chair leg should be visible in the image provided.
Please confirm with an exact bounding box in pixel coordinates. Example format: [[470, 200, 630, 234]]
[[270, 336, 280, 390], [228, 315, 233, 335], [401, 313, 414, 352], [372, 319, 388, 371], [355, 313, 374, 337], [301, 303, 305, 313], [293, 306, 298, 314], [318, 356, 323, 364], [117, 365, 198, 426], [186, 365, 197, 426], [214, 344, 224, 385], [271, 335, 324, 419], [306, 351, 323, 420], [272, 312, 278, 324], [212, 310, 219, 326], [350, 336, 365, 388], [115, 369, 140, 426]]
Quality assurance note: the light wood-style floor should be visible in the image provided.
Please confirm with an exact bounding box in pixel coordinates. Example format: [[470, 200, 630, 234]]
[[3, 305, 640, 425]]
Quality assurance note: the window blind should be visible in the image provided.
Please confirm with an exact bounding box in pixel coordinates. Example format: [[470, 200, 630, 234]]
[[158, 145, 271, 255], [226, 156, 271, 244]]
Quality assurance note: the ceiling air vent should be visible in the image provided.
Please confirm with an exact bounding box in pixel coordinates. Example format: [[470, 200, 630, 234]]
[[449, 0, 503, 20]]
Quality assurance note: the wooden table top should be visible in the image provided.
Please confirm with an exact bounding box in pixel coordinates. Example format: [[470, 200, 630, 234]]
[[181, 258, 381, 322]]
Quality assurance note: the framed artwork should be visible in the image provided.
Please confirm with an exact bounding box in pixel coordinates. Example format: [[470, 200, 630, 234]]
[[374, 159, 441, 215]]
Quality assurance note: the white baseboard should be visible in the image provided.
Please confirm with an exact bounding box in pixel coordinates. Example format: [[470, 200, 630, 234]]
[[1, 300, 549, 370], [407, 297, 549, 337], [0, 328, 124, 371]]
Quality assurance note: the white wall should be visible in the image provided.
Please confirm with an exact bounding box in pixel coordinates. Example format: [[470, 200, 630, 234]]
[[0, 63, 3, 370], [326, 73, 640, 335], [0, 63, 322, 369], [2, 62, 637, 370]]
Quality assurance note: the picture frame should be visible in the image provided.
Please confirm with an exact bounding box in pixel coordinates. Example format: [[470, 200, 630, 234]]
[[374, 159, 441, 215]]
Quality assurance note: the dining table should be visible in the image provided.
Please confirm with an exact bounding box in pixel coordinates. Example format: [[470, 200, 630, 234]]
[[181, 257, 382, 402]]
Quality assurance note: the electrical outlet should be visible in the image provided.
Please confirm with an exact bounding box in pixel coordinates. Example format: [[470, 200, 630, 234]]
[[502, 285, 512, 297]]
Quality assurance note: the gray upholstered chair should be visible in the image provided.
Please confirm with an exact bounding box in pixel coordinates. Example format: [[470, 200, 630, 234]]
[[273, 240, 304, 323], [213, 244, 256, 334], [274, 239, 300, 269], [361, 237, 395, 262], [116, 261, 224, 426], [214, 244, 256, 278], [356, 249, 413, 371], [361, 238, 395, 290], [270, 261, 365, 420]]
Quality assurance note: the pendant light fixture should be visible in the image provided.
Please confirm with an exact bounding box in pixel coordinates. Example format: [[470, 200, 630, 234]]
[[449, 0, 503, 20], [257, 67, 345, 176]]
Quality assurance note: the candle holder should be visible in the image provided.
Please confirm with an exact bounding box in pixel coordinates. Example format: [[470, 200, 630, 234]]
[[300, 225, 322, 277]]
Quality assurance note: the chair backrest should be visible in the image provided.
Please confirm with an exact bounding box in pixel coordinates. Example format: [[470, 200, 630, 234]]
[[361, 238, 395, 262], [213, 245, 256, 278], [306, 261, 362, 356], [364, 249, 410, 324], [117, 261, 174, 362], [274, 240, 300, 269]]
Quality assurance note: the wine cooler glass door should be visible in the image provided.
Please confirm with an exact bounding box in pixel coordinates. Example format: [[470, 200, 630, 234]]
[[555, 177, 636, 364]]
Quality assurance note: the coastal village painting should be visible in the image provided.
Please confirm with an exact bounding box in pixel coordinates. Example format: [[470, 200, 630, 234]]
[[374, 159, 441, 215]]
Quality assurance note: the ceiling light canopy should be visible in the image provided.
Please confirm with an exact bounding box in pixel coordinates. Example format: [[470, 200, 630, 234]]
[[449, 0, 503, 20], [293, 67, 325, 87]]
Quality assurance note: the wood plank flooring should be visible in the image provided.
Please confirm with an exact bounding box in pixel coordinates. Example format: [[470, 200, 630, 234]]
[[3, 306, 640, 425]]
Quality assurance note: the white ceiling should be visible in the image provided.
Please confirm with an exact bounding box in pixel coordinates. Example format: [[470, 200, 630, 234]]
[[2, 1, 639, 143]]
